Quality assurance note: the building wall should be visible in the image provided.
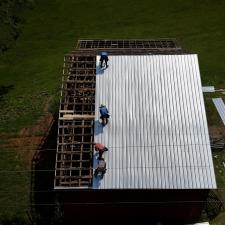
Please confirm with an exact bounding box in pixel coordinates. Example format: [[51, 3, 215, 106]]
[[62, 189, 209, 225]]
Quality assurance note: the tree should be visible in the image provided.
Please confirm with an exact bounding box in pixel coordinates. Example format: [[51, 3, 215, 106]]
[[0, 0, 34, 52]]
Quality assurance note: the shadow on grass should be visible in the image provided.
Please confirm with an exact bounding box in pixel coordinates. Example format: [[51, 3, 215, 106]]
[[0, 216, 27, 225], [0, 85, 14, 100], [201, 190, 225, 222], [30, 113, 63, 225]]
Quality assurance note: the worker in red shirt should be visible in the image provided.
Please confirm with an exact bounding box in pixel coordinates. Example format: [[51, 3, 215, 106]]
[[94, 143, 108, 160]]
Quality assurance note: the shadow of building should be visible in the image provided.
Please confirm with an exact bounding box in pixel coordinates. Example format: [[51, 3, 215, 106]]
[[30, 114, 63, 225]]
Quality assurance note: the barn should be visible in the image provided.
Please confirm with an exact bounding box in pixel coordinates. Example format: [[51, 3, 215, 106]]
[[54, 39, 216, 224]]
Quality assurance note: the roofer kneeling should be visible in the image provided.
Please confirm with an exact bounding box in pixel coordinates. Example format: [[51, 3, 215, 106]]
[[99, 104, 110, 126], [94, 158, 106, 178], [94, 143, 108, 160]]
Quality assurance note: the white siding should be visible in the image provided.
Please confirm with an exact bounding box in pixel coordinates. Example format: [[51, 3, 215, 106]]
[[93, 55, 217, 189]]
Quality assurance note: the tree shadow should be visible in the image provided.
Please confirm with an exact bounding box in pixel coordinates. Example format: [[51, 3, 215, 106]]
[[30, 113, 63, 225], [0, 85, 14, 100]]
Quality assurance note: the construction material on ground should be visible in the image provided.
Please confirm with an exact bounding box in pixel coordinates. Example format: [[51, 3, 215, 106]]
[[210, 138, 225, 150], [212, 98, 225, 125], [202, 86, 215, 92]]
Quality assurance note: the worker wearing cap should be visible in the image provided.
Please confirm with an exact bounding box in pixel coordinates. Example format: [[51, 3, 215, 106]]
[[100, 52, 109, 68], [99, 104, 109, 118], [94, 143, 108, 160]]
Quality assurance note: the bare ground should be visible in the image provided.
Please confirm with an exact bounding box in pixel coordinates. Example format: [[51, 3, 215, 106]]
[[209, 126, 225, 139]]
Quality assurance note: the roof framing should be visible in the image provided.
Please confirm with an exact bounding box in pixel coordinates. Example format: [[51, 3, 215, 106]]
[[54, 54, 96, 188], [77, 39, 179, 49]]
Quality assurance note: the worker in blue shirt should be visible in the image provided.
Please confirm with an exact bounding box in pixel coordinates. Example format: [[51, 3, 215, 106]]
[[99, 104, 110, 125], [100, 52, 109, 68]]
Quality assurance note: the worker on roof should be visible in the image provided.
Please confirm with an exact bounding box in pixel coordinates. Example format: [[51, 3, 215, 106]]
[[100, 52, 109, 68], [99, 104, 110, 125], [94, 143, 108, 160], [94, 158, 106, 178]]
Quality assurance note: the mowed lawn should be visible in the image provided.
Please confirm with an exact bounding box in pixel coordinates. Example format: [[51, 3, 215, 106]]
[[0, 0, 225, 223]]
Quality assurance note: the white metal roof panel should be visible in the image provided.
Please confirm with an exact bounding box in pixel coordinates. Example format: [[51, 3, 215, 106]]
[[93, 55, 217, 189], [202, 86, 215, 93], [212, 98, 225, 125]]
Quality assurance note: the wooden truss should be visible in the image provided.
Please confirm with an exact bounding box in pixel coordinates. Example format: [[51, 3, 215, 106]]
[[55, 54, 96, 188], [77, 39, 178, 49]]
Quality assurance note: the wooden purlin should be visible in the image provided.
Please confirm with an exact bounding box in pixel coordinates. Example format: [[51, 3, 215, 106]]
[[55, 53, 96, 188], [61, 55, 96, 114]]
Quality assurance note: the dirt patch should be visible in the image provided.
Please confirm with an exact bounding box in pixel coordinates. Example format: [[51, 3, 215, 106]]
[[8, 136, 44, 162], [18, 113, 53, 137], [209, 126, 225, 139], [19, 97, 53, 137], [8, 97, 55, 163]]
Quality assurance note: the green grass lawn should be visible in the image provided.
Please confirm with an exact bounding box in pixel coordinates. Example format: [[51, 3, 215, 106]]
[[0, 146, 30, 224], [0, 0, 225, 224], [1, 0, 225, 132]]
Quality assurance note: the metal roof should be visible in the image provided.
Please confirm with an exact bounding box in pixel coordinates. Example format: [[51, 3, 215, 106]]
[[93, 55, 216, 189]]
